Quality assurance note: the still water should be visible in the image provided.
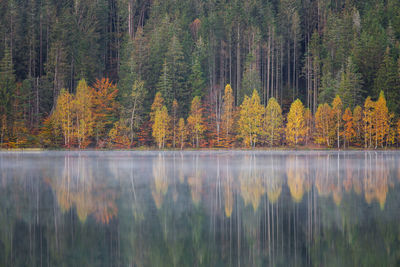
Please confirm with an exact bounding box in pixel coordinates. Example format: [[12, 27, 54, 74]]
[[0, 151, 399, 266]]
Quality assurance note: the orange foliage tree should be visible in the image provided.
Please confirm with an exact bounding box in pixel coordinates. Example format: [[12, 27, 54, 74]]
[[331, 95, 343, 148], [90, 78, 119, 147], [363, 96, 374, 148], [353, 105, 363, 145], [373, 91, 389, 148], [314, 103, 333, 147], [342, 107, 355, 148]]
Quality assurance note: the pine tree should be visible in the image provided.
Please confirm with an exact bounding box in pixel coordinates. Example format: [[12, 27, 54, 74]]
[[374, 47, 400, 113], [285, 99, 306, 146], [263, 97, 283, 146], [156, 60, 173, 109], [338, 57, 364, 108], [189, 55, 205, 99]]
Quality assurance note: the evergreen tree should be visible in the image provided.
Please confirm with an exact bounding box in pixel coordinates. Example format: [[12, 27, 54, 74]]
[[374, 47, 400, 113]]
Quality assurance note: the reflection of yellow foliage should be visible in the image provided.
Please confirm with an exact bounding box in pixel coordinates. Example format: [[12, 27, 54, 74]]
[[49, 156, 118, 225], [364, 158, 388, 210], [332, 189, 342, 206], [286, 156, 305, 202], [266, 177, 282, 204], [224, 184, 233, 218], [239, 156, 265, 211], [152, 154, 169, 209], [315, 155, 333, 196], [188, 173, 202, 206]]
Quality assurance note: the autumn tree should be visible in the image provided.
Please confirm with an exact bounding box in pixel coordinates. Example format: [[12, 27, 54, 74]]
[[304, 108, 313, 145], [108, 120, 131, 148], [187, 96, 204, 148], [331, 95, 343, 148], [373, 91, 389, 148], [221, 84, 235, 147], [90, 78, 119, 147], [177, 118, 187, 149], [171, 99, 178, 148], [353, 105, 363, 145], [128, 79, 147, 144], [150, 92, 165, 123], [315, 103, 333, 147], [237, 90, 263, 147], [263, 97, 283, 146], [285, 99, 306, 146], [152, 106, 170, 149], [53, 89, 74, 147], [363, 96, 375, 148], [342, 108, 355, 148], [74, 79, 94, 148]]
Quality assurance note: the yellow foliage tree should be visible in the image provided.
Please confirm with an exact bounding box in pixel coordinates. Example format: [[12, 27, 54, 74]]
[[263, 97, 283, 146], [314, 103, 333, 146], [187, 96, 204, 148], [221, 84, 235, 147], [285, 99, 306, 146], [237, 89, 263, 147], [353, 105, 363, 145], [363, 96, 374, 148], [53, 89, 74, 147], [331, 95, 343, 148], [108, 120, 130, 148], [150, 92, 164, 123], [342, 107, 355, 148], [177, 118, 187, 149], [152, 105, 170, 148], [387, 112, 396, 147], [373, 91, 389, 148], [74, 79, 94, 148], [171, 99, 178, 148], [304, 108, 313, 145]]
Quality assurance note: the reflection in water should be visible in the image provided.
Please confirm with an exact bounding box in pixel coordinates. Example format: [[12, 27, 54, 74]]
[[0, 151, 400, 266]]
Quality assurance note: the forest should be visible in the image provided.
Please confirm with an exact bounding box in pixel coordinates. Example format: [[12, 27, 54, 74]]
[[1, 0, 400, 149]]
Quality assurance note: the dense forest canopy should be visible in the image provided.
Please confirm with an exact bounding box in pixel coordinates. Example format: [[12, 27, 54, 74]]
[[1, 0, 400, 148]]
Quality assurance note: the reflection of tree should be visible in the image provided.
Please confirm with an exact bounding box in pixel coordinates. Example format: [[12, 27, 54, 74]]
[[188, 155, 202, 206], [239, 155, 265, 211], [223, 161, 234, 218], [315, 154, 333, 197], [265, 157, 283, 204], [152, 153, 169, 209], [364, 154, 388, 210], [51, 154, 118, 224], [286, 155, 306, 202]]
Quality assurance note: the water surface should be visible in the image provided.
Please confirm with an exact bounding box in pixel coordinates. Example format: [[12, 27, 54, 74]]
[[0, 151, 399, 266]]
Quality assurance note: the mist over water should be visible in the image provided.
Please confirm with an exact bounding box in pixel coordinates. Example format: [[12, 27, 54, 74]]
[[0, 151, 399, 266]]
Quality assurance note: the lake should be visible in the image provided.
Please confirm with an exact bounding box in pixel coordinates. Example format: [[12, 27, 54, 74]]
[[0, 151, 399, 266]]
